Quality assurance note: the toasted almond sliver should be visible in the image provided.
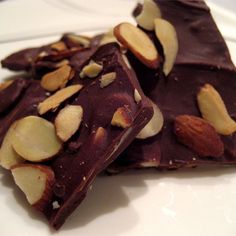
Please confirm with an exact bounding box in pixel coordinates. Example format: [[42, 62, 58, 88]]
[[38, 84, 83, 115], [0, 80, 13, 91], [11, 164, 55, 208], [197, 83, 236, 135], [111, 107, 133, 129], [114, 22, 159, 69], [136, 100, 163, 139], [55, 105, 83, 142], [80, 61, 103, 79], [134, 89, 142, 104], [154, 18, 178, 76], [99, 29, 118, 46], [55, 59, 69, 68], [0, 122, 24, 169], [66, 34, 91, 47], [99, 72, 116, 88], [50, 41, 67, 51], [41, 65, 74, 92], [135, 0, 162, 31]]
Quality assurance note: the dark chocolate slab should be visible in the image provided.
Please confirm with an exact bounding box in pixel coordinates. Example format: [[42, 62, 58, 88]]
[[108, 0, 236, 172], [0, 44, 153, 229], [43, 44, 153, 229]]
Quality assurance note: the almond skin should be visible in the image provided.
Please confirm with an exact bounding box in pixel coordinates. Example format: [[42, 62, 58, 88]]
[[11, 164, 55, 211], [114, 22, 159, 69], [174, 115, 224, 158]]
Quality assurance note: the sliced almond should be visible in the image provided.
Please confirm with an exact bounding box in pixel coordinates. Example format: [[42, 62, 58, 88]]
[[197, 84, 236, 135], [154, 18, 178, 76], [11, 116, 62, 162], [93, 127, 107, 145], [136, 100, 163, 139], [55, 105, 83, 142], [11, 164, 55, 210], [99, 72, 116, 88], [51, 41, 67, 51], [122, 54, 132, 69], [134, 89, 142, 104], [65, 34, 91, 48], [38, 84, 83, 115], [111, 106, 133, 129], [0, 122, 24, 169], [136, 0, 162, 31], [114, 22, 159, 69], [0, 80, 13, 91], [80, 61, 103, 79], [99, 29, 118, 46], [54, 59, 69, 68], [41, 65, 74, 92]]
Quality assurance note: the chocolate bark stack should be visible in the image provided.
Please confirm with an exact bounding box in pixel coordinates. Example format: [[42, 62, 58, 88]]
[[1, 0, 236, 230]]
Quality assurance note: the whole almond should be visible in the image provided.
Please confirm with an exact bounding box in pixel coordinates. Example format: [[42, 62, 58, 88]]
[[174, 115, 224, 158]]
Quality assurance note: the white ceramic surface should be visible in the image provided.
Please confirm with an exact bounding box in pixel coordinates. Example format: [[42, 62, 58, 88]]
[[0, 1, 236, 236]]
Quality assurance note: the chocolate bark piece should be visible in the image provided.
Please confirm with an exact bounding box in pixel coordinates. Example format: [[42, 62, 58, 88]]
[[108, 0, 236, 172], [41, 44, 153, 229], [1, 47, 46, 71], [133, 0, 233, 68], [1, 34, 92, 73], [0, 44, 153, 228]]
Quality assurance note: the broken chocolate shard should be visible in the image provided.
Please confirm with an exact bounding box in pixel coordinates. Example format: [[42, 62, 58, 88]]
[[108, 0, 236, 173], [0, 43, 153, 229], [44, 44, 153, 229]]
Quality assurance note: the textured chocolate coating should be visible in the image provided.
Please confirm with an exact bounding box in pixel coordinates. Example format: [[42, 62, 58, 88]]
[[108, 0, 236, 172]]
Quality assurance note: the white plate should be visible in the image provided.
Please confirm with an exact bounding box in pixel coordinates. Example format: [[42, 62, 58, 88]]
[[1, 1, 236, 236]]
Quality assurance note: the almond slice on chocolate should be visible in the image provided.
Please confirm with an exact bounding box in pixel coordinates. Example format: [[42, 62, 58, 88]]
[[38, 84, 83, 115], [174, 115, 224, 157], [136, 100, 163, 139], [135, 0, 162, 31], [0, 80, 13, 91], [111, 106, 133, 129], [99, 29, 118, 46], [55, 105, 83, 142], [197, 84, 236, 135], [114, 22, 159, 69], [11, 164, 55, 211], [11, 116, 62, 162], [80, 61, 103, 79], [63, 34, 91, 48], [41, 65, 74, 92], [99, 72, 116, 88], [154, 18, 178, 76], [0, 122, 24, 169], [50, 41, 67, 51], [134, 89, 142, 104]]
